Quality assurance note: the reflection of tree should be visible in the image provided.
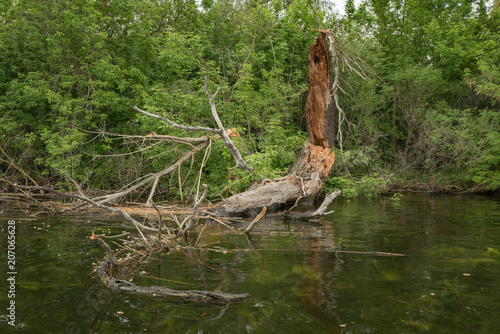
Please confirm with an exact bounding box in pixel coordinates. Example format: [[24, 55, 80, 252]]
[[87, 286, 114, 333], [299, 220, 344, 331]]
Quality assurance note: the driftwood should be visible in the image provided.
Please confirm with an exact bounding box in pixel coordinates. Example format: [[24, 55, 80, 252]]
[[91, 233, 249, 303], [16, 185, 171, 236]]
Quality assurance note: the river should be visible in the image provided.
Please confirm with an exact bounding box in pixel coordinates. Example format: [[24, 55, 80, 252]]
[[1, 193, 500, 333]]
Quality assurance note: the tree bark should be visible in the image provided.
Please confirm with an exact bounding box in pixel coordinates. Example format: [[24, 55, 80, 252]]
[[306, 32, 334, 149], [210, 143, 335, 217]]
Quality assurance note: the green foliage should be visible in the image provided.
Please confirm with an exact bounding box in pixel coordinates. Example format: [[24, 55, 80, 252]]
[[324, 174, 391, 199], [1, 0, 499, 197]]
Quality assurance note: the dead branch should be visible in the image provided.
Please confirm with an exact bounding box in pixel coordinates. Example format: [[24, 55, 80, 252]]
[[146, 177, 159, 206], [1, 178, 56, 212], [134, 106, 220, 134], [311, 189, 342, 216], [133, 79, 251, 171], [203, 78, 252, 171], [80, 128, 210, 143], [105, 278, 249, 302], [286, 174, 307, 213], [91, 233, 249, 303], [16, 185, 171, 237], [90, 232, 118, 279], [183, 184, 208, 234], [0, 146, 40, 187], [284, 189, 341, 219], [151, 202, 164, 245], [92, 140, 209, 204], [244, 207, 267, 234]]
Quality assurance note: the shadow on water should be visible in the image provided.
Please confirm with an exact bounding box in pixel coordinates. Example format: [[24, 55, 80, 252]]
[[1, 193, 500, 333]]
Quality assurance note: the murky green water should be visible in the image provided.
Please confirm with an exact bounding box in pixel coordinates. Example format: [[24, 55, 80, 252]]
[[1, 193, 500, 333]]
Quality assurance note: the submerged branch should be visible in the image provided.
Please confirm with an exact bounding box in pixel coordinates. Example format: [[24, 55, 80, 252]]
[[16, 185, 170, 237], [91, 233, 249, 303], [311, 189, 342, 216], [284, 190, 341, 219]]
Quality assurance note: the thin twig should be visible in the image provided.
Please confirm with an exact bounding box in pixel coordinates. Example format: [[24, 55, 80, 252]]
[[146, 177, 159, 206], [194, 224, 207, 247], [183, 184, 208, 234]]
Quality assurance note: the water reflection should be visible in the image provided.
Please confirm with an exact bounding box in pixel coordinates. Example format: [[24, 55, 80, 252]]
[[1, 194, 500, 333]]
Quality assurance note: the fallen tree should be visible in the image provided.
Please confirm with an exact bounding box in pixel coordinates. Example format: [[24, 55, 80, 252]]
[[15, 184, 251, 301], [7, 33, 345, 305], [209, 33, 337, 217]]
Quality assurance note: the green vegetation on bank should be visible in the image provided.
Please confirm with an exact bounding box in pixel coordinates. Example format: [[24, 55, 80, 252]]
[[1, 0, 499, 200]]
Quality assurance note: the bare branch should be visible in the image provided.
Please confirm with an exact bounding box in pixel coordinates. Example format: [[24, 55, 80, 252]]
[[134, 95, 251, 171], [311, 190, 341, 217], [17, 185, 171, 238], [183, 184, 208, 234], [244, 207, 267, 234], [146, 177, 159, 206], [79, 128, 210, 144], [92, 233, 250, 302], [92, 141, 209, 204], [203, 78, 252, 171], [134, 106, 220, 134]]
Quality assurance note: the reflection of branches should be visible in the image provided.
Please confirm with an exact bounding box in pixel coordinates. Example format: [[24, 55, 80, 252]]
[[245, 232, 268, 276]]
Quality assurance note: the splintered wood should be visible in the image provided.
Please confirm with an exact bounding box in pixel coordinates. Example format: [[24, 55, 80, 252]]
[[306, 32, 333, 149]]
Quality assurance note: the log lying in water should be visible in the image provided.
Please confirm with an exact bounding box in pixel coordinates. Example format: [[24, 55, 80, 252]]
[[210, 143, 335, 217], [105, 278, 250, 303], [91, 233, 249, 303]]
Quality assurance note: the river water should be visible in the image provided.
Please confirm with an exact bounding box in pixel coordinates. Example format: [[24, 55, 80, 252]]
[[1, 193, 500, 333]]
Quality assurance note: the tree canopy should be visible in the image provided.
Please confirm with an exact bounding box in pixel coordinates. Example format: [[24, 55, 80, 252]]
[[1, 0, 499, 198]]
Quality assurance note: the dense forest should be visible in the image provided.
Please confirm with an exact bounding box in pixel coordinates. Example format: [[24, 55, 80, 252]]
[[1, 0, 499, 200]]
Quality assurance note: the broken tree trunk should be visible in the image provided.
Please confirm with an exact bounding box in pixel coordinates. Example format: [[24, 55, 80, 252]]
[[210, 33, 336, 217], [306, 32, 335, 149]]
